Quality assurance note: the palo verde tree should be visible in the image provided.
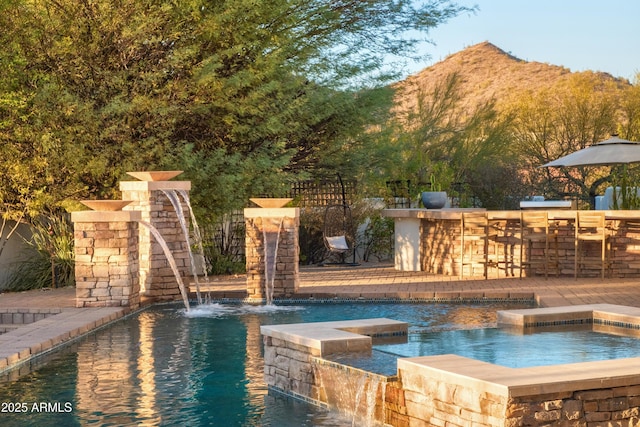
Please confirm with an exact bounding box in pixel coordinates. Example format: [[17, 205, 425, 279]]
[[508, 72, 625, 206], [387, 72, 517, 208], [0, 0, 471, 223]]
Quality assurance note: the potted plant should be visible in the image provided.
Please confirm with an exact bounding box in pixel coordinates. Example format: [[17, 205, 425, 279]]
[[421, 173, 448, 209]]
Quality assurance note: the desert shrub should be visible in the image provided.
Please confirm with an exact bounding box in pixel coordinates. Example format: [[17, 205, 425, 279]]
[[5, 212, 75, 291], [200, 213, 246, 275]]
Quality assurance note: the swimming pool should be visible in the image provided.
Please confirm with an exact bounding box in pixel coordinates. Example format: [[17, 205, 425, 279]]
[[0, 301, 531, 426]]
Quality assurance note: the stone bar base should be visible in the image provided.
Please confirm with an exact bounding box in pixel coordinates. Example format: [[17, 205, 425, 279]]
[[72, 210, 141, 308], [383, 209, 640, 278], [120, 180, 191, 301], [244, 207, 300, 300]]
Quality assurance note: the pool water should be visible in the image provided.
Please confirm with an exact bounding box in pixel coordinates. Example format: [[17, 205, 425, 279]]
[[369, 328, 640, 374], [377, 327, 640, 368], [0, 302, 530, 426]]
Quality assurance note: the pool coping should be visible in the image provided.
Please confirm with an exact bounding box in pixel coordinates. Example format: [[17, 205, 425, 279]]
[[0, 307, 131, 376], [261, 318, 409, 356]]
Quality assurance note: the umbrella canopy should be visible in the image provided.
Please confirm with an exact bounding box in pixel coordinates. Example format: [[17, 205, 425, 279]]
[[542, 136, 640, 167]]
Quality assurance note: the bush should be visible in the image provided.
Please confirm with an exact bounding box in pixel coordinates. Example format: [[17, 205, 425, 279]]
[[200, 213, 246, 275], [5, 212, 75, 291]]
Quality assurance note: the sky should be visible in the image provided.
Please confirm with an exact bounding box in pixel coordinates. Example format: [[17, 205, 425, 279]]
[[404, 0, 640, 81]]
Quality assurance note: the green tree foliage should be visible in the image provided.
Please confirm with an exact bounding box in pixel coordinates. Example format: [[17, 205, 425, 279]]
[[509, 73, 623, 205], [0, 0, 470, 222], [386, 72, 517, 208], [619, 74, 640, 141]]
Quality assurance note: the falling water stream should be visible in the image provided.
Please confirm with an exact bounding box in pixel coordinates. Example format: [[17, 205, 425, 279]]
[[137, 220, 190, 311], [176, 189, 208, 285], [313, 361, 386, 426], [262, 217, 285, 305], [162, 190, 207, 304]]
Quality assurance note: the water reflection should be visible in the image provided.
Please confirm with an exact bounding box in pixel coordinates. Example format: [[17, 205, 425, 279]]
[[136, 313, 160, 424]]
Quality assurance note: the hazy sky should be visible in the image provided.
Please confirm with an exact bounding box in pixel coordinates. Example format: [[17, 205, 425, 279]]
[[406, 0, 639, 81]]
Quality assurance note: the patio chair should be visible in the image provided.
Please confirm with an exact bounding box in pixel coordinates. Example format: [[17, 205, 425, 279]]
[[322, 203, 358, 265], [460, 212, 497, 279]]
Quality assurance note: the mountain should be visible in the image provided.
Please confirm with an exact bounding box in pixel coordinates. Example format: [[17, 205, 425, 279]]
[[393, 41, 628, 116]]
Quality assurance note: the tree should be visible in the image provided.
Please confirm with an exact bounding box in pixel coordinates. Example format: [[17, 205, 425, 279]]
[[387, 72, 517, 207], [0, 0, 472, 222], [509, 72, 623, 205], [618, 74, 640, 141]]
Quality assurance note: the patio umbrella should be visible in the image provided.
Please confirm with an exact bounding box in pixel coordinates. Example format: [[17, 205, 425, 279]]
[[542, 136, 640, 168]]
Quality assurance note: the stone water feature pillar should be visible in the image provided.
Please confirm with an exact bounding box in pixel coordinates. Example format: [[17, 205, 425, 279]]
[[119, 171, 191, 301], [72, 201, 141, 308], [244, 199, 300, 301]]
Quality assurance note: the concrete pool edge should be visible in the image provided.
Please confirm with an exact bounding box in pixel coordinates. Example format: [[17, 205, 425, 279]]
[[262, 303, 640, 425], [0, 307, 132, 376]]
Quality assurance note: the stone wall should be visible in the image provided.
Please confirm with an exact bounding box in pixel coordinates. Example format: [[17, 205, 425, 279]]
[[72, 211, 140, 308], [507, 388, 640, 426], [398, 362, 507, 426], [120, 181, 191, 300], [261, 319, 407, 425], [263, 335, 317, 398]]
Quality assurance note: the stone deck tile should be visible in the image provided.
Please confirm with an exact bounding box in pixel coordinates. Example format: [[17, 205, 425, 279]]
[[0, 306, 128, 373], [193, 262, 640, 308]]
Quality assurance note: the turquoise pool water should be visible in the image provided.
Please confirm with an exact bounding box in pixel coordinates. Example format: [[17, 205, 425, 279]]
[[379, 327, 640, 368], [0, 302, 529, 426], [330, 326, 640, 376]]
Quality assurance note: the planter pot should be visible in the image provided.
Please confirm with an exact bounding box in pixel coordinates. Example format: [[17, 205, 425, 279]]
[[421, 191, 448, 209]]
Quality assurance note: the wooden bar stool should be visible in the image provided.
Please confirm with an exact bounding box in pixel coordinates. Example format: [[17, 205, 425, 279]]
[[489, 218, 520, 277], [460, 212, 495, 279], [574, 211, 609, 279], [519, 211, 559, 278]]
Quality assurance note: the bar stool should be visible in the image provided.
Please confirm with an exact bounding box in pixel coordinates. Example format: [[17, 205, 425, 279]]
[[460, 212, 496, 279], [489, 218, 519, 277], [574, 211, 609, 279], [519, 211, 559, 279]]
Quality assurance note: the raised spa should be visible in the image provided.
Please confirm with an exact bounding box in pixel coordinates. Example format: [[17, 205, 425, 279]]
[[262, 303, 640, 426]]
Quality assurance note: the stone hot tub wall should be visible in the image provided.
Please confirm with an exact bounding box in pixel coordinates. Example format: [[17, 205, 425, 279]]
[[244, 207, 299, 300], [119, 180, 191, 301], [262, 305, 640, 426], [261, 319, 408, 425], [398, 355, 640, 427]]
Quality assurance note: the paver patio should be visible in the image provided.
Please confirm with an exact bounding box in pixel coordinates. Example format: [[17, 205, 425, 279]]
[[1, 261, 639, 309]]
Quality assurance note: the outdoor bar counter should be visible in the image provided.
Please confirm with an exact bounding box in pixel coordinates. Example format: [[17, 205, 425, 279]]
[[382, 208, 640, 278]]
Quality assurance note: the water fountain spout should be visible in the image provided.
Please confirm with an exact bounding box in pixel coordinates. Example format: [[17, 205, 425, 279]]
[[176, 190, 209, 291]]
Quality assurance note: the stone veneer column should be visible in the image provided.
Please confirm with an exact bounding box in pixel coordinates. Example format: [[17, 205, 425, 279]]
[[72, 210, 141, 308], [244, 207, 300, 300], [119, 180, 191, 301]]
